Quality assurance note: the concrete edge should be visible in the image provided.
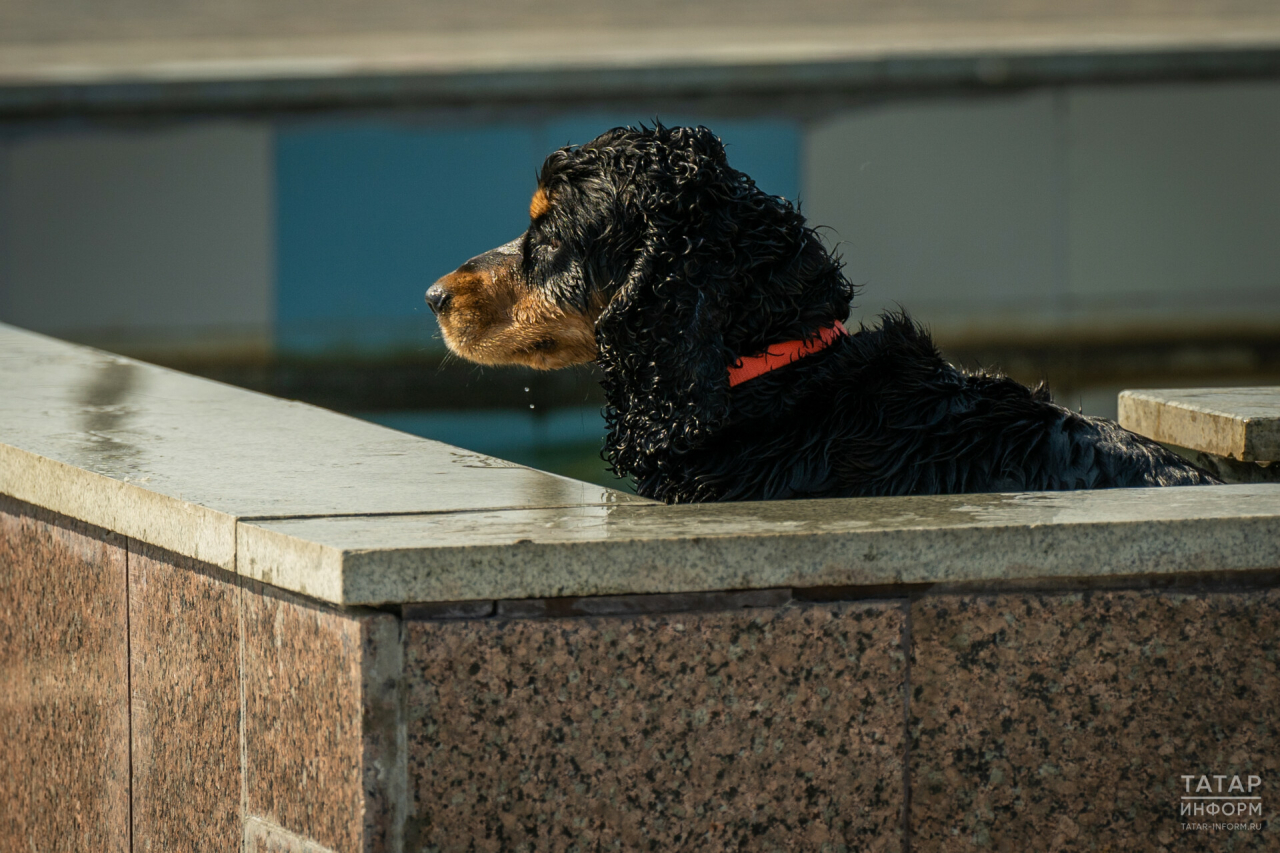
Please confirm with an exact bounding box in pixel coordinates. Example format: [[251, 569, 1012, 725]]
[[238, 504, 1280, 606], [236, 521, 346, 603], [0, 443, 236, 571], [1119, 390, 1252, 460]]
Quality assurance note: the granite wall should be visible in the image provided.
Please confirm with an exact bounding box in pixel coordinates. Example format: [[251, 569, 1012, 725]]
[[403, 602, 906, 852], [0, 495, 400, 853], [0, 496, 129, 852], [3, 494, 1279, 851], [910, 590, 1280, 852]]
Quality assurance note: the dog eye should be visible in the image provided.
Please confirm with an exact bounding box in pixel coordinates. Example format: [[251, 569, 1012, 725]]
[[547, 238, 562, 251]]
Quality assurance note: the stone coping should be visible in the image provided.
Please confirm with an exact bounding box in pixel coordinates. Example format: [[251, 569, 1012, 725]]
[[5, 322, 1280, 605], [1119, 387, 1280, 462], [0, 324, 643, 572], [241, 485, 1280, 605]]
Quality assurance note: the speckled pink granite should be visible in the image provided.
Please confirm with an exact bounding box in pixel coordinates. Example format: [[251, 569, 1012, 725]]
[[910, 590, 1280, 852], [242, 582, 400, 853], [404, 601, 907, 852], [0, 496, 130, 852], [129, 542, 242, 852]]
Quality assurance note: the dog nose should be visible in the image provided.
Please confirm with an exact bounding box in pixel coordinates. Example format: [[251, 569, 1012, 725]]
[[425, 282, 452, 314]]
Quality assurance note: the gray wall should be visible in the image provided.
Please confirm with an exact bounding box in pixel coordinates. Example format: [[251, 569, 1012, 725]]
[[806, 80, 1280, 342], [0, 122, 273, 358]]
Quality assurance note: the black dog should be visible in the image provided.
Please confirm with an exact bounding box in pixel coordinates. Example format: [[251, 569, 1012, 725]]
[[426, 124, 1218, 502]]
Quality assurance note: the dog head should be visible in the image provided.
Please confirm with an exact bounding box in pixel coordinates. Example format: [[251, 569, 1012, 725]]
[[423, 197, 603, 371], [428, 123, 852, 491], [426, 126, 665, 371]]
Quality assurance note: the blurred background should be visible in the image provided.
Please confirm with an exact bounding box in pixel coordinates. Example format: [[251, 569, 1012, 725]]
[[2, 1, 1280, 490]]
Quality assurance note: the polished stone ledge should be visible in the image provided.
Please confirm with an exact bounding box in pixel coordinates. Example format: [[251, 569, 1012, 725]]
[[6, 322, 1280, 608], [1119, 387, 1280, 462], [240, 484, 1280, 605], [0, 323, 644, 571]]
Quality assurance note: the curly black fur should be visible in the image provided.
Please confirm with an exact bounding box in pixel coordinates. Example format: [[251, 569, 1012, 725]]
[[533, 123, 1219, 502]]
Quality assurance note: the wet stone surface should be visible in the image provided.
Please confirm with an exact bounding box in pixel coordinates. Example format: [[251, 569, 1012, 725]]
[[404, 601, 906, 853], [910, 590, 1280, 852], [0, 323, 643, 572], [241, 484, 1280, 606]]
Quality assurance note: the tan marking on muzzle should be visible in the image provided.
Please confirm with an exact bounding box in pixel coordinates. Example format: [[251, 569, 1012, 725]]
[[432, 249, 601, 370]]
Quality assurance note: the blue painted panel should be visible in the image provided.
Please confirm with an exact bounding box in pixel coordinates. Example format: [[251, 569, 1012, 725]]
[[274, 115, 799, 356], [275, 123, 537, 354]]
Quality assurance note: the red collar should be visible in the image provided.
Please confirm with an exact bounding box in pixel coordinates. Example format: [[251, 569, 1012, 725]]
[[727, 321, 848, 387]]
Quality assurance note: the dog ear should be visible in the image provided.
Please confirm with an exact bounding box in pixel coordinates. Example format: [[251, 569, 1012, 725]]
[[596, 243, 735, 497], [594, 129, 740, 495]]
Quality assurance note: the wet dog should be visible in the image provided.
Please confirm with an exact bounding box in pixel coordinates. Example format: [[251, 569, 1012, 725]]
[[426, 124, 1218, 502]]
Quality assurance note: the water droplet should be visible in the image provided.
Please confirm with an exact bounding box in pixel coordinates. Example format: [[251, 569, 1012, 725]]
[[529, 403, 536, 409], [523, 386, 530, 393]]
